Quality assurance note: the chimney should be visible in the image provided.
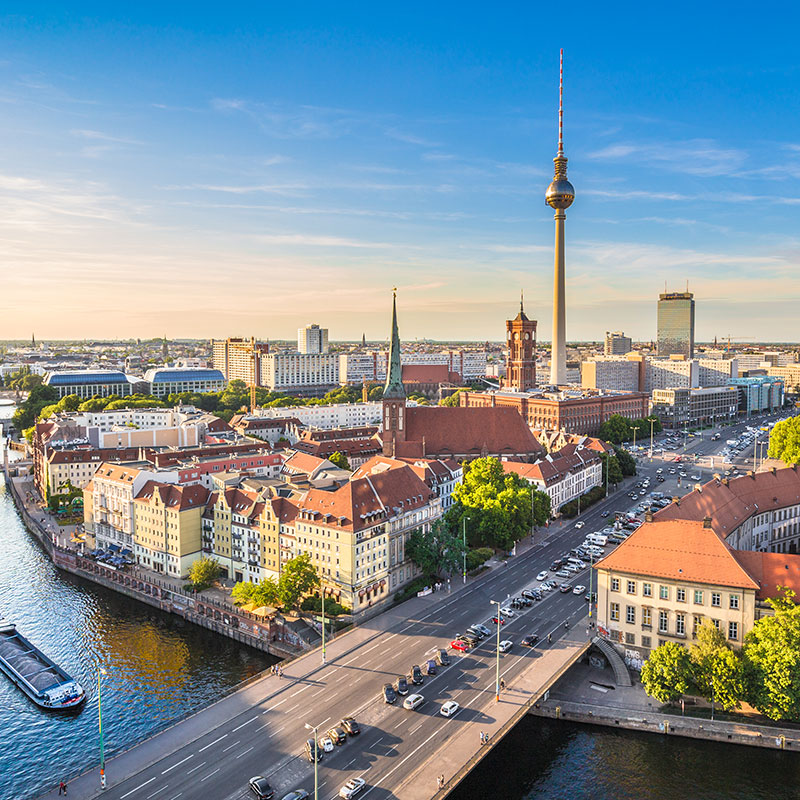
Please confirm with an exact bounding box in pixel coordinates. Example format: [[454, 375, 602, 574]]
[[747, 470, 754, 479], [645, 510, 654, 523], [703, 516, 713, 529], [772, 466, 777, 475], [695, 484, 702, 493], [722, 478, 729, 486]]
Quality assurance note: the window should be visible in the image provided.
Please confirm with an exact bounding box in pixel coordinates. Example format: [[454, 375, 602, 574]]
[[694, 589, 703, 605], [610, 602, 619, 622], [711, 618, 720, 630], [642, 635, 651, 649], [676, 614, 685, 636], [627, 580, 636, 595], [625, 632, 636, 645], [729, 621, 739, 641], [676, 588, 686, 603], [729, 594, 740, 610], [643, 582, 652, 598], [711, 592, 721, 608], [659, 585, 669, 600], [658, 611, 668, 633], [642, 607, 652, 628], [626, 606, 635, 624], [611, 578, 620, 592]]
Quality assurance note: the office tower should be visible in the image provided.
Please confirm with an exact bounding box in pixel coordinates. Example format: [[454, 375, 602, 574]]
[[604, 331, 632, 356], [298, 324, 329, 354], [657, 292, 695, 359]]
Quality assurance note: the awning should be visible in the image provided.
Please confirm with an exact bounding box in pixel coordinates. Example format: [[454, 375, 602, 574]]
[[120, 548, 132, 556], [107, 544, 121, 552]]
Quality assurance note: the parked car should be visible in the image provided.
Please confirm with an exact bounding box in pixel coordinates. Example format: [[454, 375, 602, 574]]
[[474, 624, 492, 636], [450, 639, 469, 652], [395, 676, 409, 695], [499, 606, 514, 617], [521, 634, 539, 647], [536, 570, 549, 581], [249, 776, 275, 800], [280, 791, 310, 800], [339, 778, 366, 799], [457, 633, 478, 646], [499, 640, 513, 653], [340, 717, 360, 735], [522, 589, 538, 601], [491, 616, 506, 625], [382, 683, 397, 704], [437, 649, 451, 666], [305, 738, 322, 763], [467, 625, 487, 640], [425, 659, 437, 675], [440, 700, 460, 717], [410, 664, 424, 685], [328, 726, 347, 745], [403, 693, 425, 711], [320, 736, 335, 753], [555, 570, 571, 579]]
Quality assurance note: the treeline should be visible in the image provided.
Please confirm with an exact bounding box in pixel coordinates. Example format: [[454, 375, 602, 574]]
[[598, 414, 663, 445]]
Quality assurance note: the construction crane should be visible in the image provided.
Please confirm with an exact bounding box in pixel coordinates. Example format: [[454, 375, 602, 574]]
[[362, 381, 376, 403], [719, 335, 753, 352]]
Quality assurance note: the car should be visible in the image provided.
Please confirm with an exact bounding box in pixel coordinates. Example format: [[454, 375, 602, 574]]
[[425, 659, 437, 675], [600, 510, 610, 518], [382, 683, 397, 704], [656, 468, 663, 473], [395, 676, 409, 695], [339, 778, 367, 799], [249, 776, 275, 800], [320, 736, 335, 753], [457, 633, 478, 646], [280, 792, 309, 800], [340, 717, 360, 735], [491, 616, 506, 625], [327, 726, 347, 745], [550, 560, 564, 571], [517, 595, 533, 607], [585, 591, 597, 603], [573, 584, 586, 595], [555, 570, 571, 579], [536, 570, 549, 581], [305, 738, 322, 762], [437, 649, 451, 666], [474, 623, 492, 636], [410, 665, 424, 685], [560, 583, 572, 593], [450, 639, 469, 651], [440, 700, 460, 717], [531, 589, 543, 600], [522, 589, 538, 600], [510, 598, 525, 609], [500, 606, 514, 617], [690, 474, 701, 481], [466, 625, 486, 640], [575, 521, 585, 528], [403, 693, 425, 710], [521, 634, 539, 647], [499, 640, 513, 653]]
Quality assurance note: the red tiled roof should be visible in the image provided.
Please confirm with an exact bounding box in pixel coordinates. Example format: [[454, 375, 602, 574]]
[[732, 550, 800, 601], [595, 519, 759, 589], [502, 449, 600, 487], [401, 364, 460, 384], [134, 481, 210, 510], [282, 450, 332, 476]]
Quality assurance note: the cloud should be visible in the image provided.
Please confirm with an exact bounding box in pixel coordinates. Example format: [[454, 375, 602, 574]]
[[255, 233, 407, 249], [384, 128, 441, 147], [70, 129, 143, 145]]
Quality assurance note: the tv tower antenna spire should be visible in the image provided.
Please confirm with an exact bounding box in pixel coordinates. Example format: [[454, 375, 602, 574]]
[[558, 48, 564, 156]]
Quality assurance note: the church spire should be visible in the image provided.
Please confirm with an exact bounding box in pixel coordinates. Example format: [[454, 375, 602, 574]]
[[383, 289, 405, 400]]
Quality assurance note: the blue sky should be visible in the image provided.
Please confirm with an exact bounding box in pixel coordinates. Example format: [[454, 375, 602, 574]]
[[0, 4, 798, 342]]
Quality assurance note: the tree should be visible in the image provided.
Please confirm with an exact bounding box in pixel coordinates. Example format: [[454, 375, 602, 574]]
[[277, 553, 320, 609], [690, 621, 744, 711], [188, 557, 222, 590], [406, 519, 467, 579], [743, 589, 800, 720], [614, 446, 637, 477], [598, 414, 632, 445], [767, 417, 800, 467], [640, 641, 692, 704], [599, 451, 623, 487], [328, 451, 351, 471], [439, 390, 465, 407], [12, 383, 59, 429]]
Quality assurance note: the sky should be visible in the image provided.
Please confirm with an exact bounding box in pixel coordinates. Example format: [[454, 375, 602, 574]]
[[0, 3, 799, 343]]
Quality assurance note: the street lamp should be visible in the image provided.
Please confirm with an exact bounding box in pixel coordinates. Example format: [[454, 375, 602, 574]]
[[587, 551, 594, 626], [98, 667, 108, 790], [648, 417, 655, 460], [462, 517, 470, 584], [321, 589, 326, 665], [304, 722, 320, 800], [490, 600, 502, 702]]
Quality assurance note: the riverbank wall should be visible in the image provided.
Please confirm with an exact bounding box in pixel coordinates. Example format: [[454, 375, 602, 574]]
[[531, 697, 800, 752], [1, 462, 306, 660]]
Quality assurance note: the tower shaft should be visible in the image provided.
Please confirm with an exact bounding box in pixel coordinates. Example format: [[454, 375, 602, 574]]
[[550, 210, 567, 385]]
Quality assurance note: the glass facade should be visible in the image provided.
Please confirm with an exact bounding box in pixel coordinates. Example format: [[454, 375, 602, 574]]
[[657, 292, 695, 358]]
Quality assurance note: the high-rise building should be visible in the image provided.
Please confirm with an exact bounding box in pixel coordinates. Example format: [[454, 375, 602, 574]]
[[298, 324, 329, 354], [546, 50, 575, 385], [604, 331, 632, 356], [657, 292, 695, 359], [212, 338, 270, 386], [505, 294, 537, 391]]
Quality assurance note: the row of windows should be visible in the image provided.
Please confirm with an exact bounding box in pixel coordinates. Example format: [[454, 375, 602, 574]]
[[610, 578, 739, 609], [610, 603, 740, 641]]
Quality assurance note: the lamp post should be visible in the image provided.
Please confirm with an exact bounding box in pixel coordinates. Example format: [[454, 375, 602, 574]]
[[649, 417, 655, 460], [321, 589, 326, 665], [462, 516, 470, 584], [490, 600, 502, 702], [98, 667, 108, 790], [304, 722, 319, 800], [587, 551, 594, 624]]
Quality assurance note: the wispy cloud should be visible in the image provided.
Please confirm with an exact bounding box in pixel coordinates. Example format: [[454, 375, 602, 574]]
[[384, 128, 441, 147], [255, 233, 408, 249]]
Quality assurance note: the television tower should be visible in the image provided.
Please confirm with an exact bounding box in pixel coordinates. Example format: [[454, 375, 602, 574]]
[[546, 49, 575, 386]]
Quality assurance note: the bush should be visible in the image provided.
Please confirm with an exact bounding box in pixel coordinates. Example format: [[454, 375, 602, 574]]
[[466, 547, 494, 571], [559, 485, 606, 518], [394, 576, 431, 604], [300, 595, 351, 616]]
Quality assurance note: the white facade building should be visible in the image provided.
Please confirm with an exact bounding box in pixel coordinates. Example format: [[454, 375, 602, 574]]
[[254, 402, 383, 429], [261, 352, 339, 393], [297, 324, 329, 354], [339, 350, 488, 385]]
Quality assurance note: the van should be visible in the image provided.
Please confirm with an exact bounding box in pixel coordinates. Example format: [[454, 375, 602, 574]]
[[586, 534, 608, 546], [403, 693, 425, 710]]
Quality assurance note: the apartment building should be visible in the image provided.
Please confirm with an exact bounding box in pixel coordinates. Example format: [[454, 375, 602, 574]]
[[604, 331, 632, 356], [212, 338, 270, 385], [254, 402, 382, 429], [339, 350, 487, 385], [581, 356, 642, 393], [729, 376, 784, 416], [645, 358, 698, 392], [260, 352, 339, 393], [40, 446, 140, 496], [298, 324, 329, 354]]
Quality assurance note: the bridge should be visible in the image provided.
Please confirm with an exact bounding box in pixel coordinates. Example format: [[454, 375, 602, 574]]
[[39, 509, 629, 800]]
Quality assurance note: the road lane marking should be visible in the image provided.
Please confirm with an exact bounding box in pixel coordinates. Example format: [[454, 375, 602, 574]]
[[161, 755, 193, 774], [186, 762, 206, 775], [374, 728, 441, 788], [291, 685, 309, 696], [372, 736, 384, 747], [383, 633, 397, 642], [271, 698, 287, 708], [311, 686, 327, 697], [236, 746, 255, 759], [167, 795, 182, 800], [198, 734, 227, 752], [200, 768, 220, 782], [120, 777, 157, 799], [268, 724, 286, 737], [392, 719, 406, 729], [317, 716, 331, 728], [146, 787, 168, 799], [345, 757, 357, 768], [361, 642, 381, 654], [222, 740, 240, 752], [233, 717, 259, 731]]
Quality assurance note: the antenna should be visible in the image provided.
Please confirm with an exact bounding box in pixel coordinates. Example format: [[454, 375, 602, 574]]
[[558, 49, 564, 156], [520, 289, 524, 313]]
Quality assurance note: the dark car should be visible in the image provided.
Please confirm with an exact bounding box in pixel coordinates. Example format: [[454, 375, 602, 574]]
[[466, 625, 486, 640], [340, 716, 361, 735], [585, 592, 597, 603], [425, 659, 437, 676], [280, 792, 310, 800], [510, 598, 524, 610], [550, 560, 563, 571], [328, 726, 347, 745], [437, 648, 450, 666], [600, 510, 610, 518], [395, 675, 409, 695], [305, 738, 322, 762], [410, 664, 424, 685], [382, 683, 397, 704], [521, 589, 537, 601], [474, 624, 492, 636], [521, 634, 539, 647], [559, 583, 572, 593], [456, 633, 478, 646], [518, 595, 533, 606], [249, 776, 275, 800]]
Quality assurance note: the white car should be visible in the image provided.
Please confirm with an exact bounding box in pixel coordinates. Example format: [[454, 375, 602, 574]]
[[339, 777, 367, 799], [575, 521, 585, 529], [536, 570, 549, 581], [573, 584, 586, 595], [499, 640, 513, 653], [440, 700, 460, 717], [500, 606, 514, 617], [403, 693, 425, 710], [320, 736, 335, 753]]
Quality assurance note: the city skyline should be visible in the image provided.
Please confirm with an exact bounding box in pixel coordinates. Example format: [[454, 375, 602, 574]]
[[1, 7, 799, 341]]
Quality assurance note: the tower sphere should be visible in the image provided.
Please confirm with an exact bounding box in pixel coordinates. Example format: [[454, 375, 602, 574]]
[[546, 175, 575, 209]]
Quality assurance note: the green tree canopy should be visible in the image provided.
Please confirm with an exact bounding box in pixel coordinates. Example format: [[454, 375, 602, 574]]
[[188, 556, 223, 590], [277, 553, 320, 609], [743, 589, 800, 720], [767, 417, 800, 467], [328, 451, 351, 471], [439, 389, 465, 407], [690, 620, 744, 711], [598, 414, 632, 445], [406, 518, 467, 579], [600, 451, 623, 486], [614, 446, 637, 477], [232, 577, 279, 608], [640, 641, 692, 704]]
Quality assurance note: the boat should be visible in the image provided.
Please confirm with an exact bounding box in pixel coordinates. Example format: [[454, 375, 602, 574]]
[[0, 620, 85, 710]]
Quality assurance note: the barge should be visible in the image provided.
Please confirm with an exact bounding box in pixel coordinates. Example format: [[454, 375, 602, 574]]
[[0, 620, 85, 710]]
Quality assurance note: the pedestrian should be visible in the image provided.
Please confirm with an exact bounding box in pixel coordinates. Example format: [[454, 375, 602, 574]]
[[58, 781, 67, 795], [500, 679, 505, 691]]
